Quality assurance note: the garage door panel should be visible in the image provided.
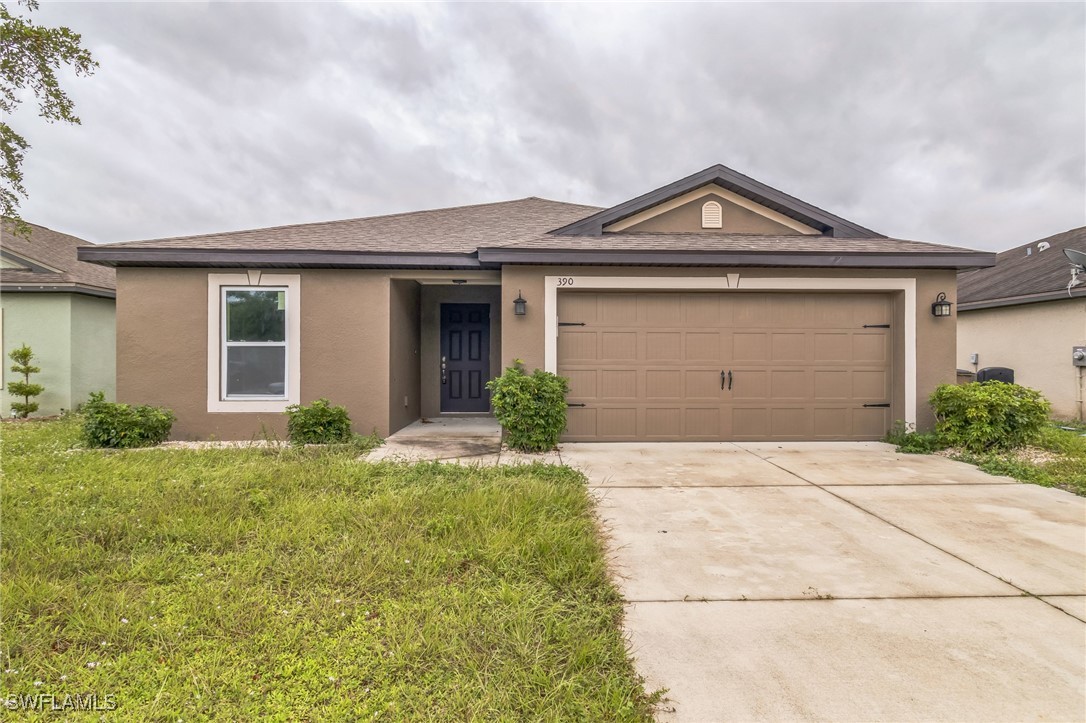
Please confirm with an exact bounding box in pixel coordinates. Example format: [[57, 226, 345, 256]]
[[732, 369, 769, 400], [813, 370, 850, 399], [771, 333, 807, 362], [565, 407, 597, 438], [646, 369, 682, 398], [734, 294, 770, 324], [853, 333, 889, 363], [564, 369, 597, 398], [600, 332, 637, 360], [598, 407, 637, 438], [645, 407, 682, 437], [558, 330, 597, 363], [813, 407, 849, 437], [686, 369, 724, 400], [733, 332, 768, 362], [771, 408, 811, 437], [685, 408, 721, 437], [599, 294, 638, 324], [599, 369, 637, 398], [560, 293, 599, 323], [558, 291, 895, 441], [733, 408, 769, 437], [853, 370, 890, 400], [854, 407, 892, 438], [646, 331, 682, 360], [685, 332, 722, 361], [770, 369, 810, 400], [641, 294, 682, 325], [814, 332, 851, 362], [684, 294, 724, 325]]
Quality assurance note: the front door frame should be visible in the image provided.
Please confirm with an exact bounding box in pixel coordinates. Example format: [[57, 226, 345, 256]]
[[439, 302, 492, 413]]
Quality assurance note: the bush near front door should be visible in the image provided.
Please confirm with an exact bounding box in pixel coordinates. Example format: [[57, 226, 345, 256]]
[[487, 361, 570, 453]]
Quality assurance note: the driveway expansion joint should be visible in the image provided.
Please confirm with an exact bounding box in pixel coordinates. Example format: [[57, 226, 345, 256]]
[[734, 443, 1082, 621]]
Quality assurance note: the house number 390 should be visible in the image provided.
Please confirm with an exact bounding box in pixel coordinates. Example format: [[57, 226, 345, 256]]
[[557, 277, 575, 286]]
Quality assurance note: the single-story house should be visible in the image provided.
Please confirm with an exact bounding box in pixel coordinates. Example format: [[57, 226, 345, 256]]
[[79, 164, 994, 441], [957, 226, 1086, 420], [1, 221, 116, 416]]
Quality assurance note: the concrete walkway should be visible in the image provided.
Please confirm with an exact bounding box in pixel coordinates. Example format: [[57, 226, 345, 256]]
[[363, 417, 562, 465], [560, 441, 1086, 722]]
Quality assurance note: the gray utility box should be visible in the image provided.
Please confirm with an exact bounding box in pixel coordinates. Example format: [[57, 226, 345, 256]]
[[1074, 346, 1086, 367]]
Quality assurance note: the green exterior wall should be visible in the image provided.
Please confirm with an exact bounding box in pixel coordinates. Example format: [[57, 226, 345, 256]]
[[1, 292, 115, 416]]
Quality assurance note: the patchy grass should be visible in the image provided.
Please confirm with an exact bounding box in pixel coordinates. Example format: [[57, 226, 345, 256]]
[[1, 418, 656, 720], [953, 424, 1086, 497], [886, 421, 1086, 497]]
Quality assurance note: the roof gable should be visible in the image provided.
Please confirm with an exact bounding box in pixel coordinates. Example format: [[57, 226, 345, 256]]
[[0, 221, 116, 293], [550, 164, 884, 238]]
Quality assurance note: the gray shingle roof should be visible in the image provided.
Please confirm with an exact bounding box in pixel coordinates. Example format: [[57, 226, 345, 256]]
[[1, 221, 115, 293], [101, 198, 603, 253], [958, 226, 1086, 308]]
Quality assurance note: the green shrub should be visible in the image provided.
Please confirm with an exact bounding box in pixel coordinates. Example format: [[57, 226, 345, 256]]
[[930, 381, 1050, 453], [8, 344, 44, 418], [285, 398, 353, 445], [82, 391, 175, 448], [486, 360, 570, 452], [883, 421, 948, 454]]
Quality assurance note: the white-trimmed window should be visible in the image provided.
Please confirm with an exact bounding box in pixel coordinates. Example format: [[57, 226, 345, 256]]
[[208, 273, 300, 413]]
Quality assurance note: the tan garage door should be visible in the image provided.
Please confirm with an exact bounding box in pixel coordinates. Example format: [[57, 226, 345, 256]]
[[558, 291, 895, 441]]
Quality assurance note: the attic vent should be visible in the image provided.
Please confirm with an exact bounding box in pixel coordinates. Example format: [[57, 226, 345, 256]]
[[1038, 241, 1051, 252], [701, 201, 723, 229]]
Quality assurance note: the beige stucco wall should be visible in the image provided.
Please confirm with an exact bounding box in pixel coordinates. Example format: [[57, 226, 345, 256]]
[[501, 266, 957, 432], [117, 268, 392, 440], [419, 284, 502, 418], [389, 280, 421, 434], [958, 298, 1086, 420]]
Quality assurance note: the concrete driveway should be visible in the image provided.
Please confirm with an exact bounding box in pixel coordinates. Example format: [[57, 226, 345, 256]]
[[560, 441, 1086, 722]]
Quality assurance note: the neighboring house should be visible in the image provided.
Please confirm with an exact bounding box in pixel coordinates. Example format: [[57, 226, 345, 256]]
[[80, 164, 994, 441], [1, 222, 116, 416], [957, 226, 1086, 420]]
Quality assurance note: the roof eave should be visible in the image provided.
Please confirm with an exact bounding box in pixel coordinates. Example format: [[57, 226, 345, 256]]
[[959, 289, 1086, 311], [477, 247, 996, 269], [0, 282, 116, 299], [77, 247, 490, 270]]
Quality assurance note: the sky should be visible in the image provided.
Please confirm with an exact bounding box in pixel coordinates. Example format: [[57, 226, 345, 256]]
[[13, 1, 1086, 250]]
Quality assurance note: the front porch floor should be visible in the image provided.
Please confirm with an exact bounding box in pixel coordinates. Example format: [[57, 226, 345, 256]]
[[365, 417, 563, 465]]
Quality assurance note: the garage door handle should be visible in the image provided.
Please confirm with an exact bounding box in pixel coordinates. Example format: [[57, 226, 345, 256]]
[[720, 370, 726, 390], [728, 370, 733, 391]]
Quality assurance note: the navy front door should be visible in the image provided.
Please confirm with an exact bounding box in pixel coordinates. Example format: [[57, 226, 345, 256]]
[[440, 303, 491, 412]]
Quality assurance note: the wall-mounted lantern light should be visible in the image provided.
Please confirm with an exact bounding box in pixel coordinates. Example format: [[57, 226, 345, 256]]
[[513, 290, 527, 316], [931, 292, 953, 318]]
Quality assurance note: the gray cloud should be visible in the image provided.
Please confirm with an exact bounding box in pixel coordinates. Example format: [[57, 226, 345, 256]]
[[16, 1, 1086, 249]]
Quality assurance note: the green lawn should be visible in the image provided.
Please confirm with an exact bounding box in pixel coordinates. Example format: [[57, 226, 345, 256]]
[[1, 418, 656, 720]]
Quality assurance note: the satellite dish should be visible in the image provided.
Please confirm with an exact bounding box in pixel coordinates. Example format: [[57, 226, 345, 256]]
[[1065, 248, 1086, 269]]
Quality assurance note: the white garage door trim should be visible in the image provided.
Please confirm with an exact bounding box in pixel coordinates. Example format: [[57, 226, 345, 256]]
[[544, 275, 917, 427]]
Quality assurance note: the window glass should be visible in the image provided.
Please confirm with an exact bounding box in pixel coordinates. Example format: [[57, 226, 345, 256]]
[[226, 290, 285, 342], [225, 346, 286, 397]]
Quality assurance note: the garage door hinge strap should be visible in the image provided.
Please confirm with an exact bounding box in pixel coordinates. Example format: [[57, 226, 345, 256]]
[[862, 403, 891, 408], [862, 324, 891, 328], [558, 322, 586, 327], [566, 403, 587, 407]]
